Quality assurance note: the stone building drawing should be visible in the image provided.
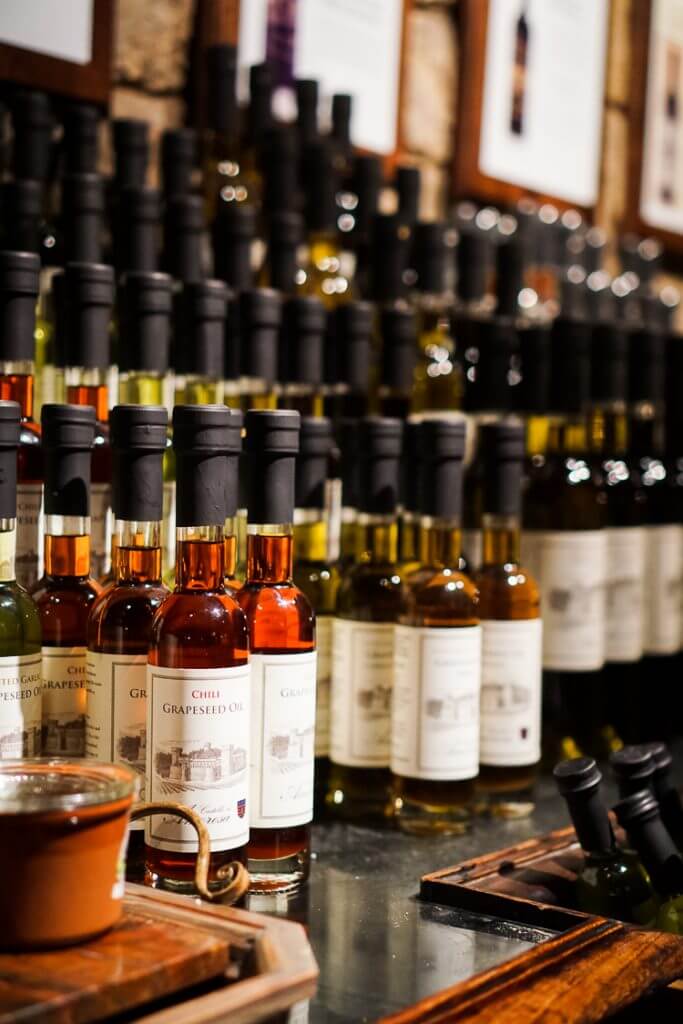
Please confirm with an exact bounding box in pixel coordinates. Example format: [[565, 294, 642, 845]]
[[117, 723, 146, 773], [425, 692, 476, 724], [268, 724, 314, 763], [480, 682, 530, 714], [155, 741, 246, 789], [43, 714, 85, 755], [0, 723, 41, 758]]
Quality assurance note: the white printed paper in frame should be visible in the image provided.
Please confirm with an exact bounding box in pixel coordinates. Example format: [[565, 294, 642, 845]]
[[644, 524, 682, 655], [391, 625, 481, 781], [0, 653, 42, 758], [330, 620, 394, 768], [250, 650, 316, 829], [86, 652, 148, 830], [479, 619, 542, 767], [146, 663, 251, 852], [605, 526, 646, 663], [42, 646, 88, 757], [315, 616, 332, 758], [15, 483, 42, 589]]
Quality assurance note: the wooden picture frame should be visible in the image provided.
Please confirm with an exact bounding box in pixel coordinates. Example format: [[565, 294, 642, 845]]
[[0, 0, 114, 106]]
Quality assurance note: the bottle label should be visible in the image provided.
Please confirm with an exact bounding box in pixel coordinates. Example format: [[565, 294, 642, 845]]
[[644, 524, 682, 655], [0, 653, 42, 758], [250, 650, 316, 829], [527, 530, 607, 671], [315, 616, 332, 758], [331, 619, 395, 768], [16, 483, 42, 589], [90, 482, 111, 577], [42, 646, 88, 756], [479, 619, 542, 766], [391, 624, 481, 780], [605, 527, 646, 663], [146, 663, 251, 852], [86, 651, 148, 831], [462, 529, 482, 572]]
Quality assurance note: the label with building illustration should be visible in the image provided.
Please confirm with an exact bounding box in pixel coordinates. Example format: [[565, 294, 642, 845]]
[[90, 482, 111, 578], [250, 650, 316, 829], [479, 618, 542, 766], [605, 526, 646, 663], [391, 625, 481, 780], [146, 663, 251, 852], [0, 653, 42, 759], [532, 530, 607, 672], [315, 616, 332, 758], [42, 646, 88, 756], [16, 483, 42, 589], [86, 652, 148, 830], [330, 620, 394, 768], [644, 524, 682, 656]]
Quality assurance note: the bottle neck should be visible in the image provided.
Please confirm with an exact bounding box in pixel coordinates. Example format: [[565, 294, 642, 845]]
[[340, 506, 357, 561], [626, 813, 683, 900], [176, 525, 225, 590], [629, 402, 664, 456], [355, 513, 398, 564], [418, 517, 462, 569], [0, 520, 17, 583], [294, 508, 328, 563], [246, 524, 294, 583], [65, 366, 109, 422], [44, 515, 91, 578], [565, 788, 615, 859], [223, 516, 237, 579], [481, 515, 521, 566], [588, 403, 628, 455], [525, 414, 549, 457], [399, 510, 420, 563], [119, 371, 165, 406], [547, 413, 589, 454], [184, 375, 223, 405], [114, 520, 162, 584], [0, 361, 35, 421]]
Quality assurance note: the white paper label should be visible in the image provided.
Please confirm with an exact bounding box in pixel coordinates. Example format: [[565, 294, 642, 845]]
[[391, 625, 481, 780], [526, 530, 607, 671], [330, 620, 394, 768], [605, 527, 646, 663], [16, 483, 42, 589], [462, 529, 482, 572], [480, 619, 542, 766], [0, 653, 42, 758], [42, 646, 88, 756], [250, 651, 316, 829], [146, 663, 251, 852], [315, 616, 332, 758], [86, 652, 148, 830], [90, 482, 111, 577], [644, 524, 682, 655]]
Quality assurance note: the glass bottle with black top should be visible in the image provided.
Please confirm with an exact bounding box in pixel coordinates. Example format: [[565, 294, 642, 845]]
[[330, 93, 353, 180], [221, 408, 243, 592], [162, 194, 204, 285], [397, 420, 422, 578], [345, 154, 382, 297], [378, 307, 418, 419], [260, 210, 304, 293], [337, 418, 360, 570], [475, 421, 541, 816], [111, 119, 149, 191], [60, 172, 105, 266], [458, 231, 495, 407], [523, 316, 607, 761], [610, 746, 655, 798], [300, 139, 351, 306], [241, 63, 272, 202], [175, 279, 228, 406], [63, 261, 115, 579], [237, 288, 282, 411], [329, 418, 404, 822], [118, 271, 173, 406], [113, 186, 161, 276], [212, 201, 255, 293], [62, 103, 101, 177], [295, 79, 319, 148], [391, 419, 480, 835], [649, 741, 683, 849], [32, 404, 101, 758], [278, 295, 326, 416], [369, 213, 411, 314], [554, 757, 657, 924], [261, 126, 301, 222], [86, 404, 169, 879], [237, 410, 316, 892], [203, 44, 248, 216], [324, 301, 373, 422], [160, 128, 196, 200], [146, 405, 249, 892], [10, 89, 54, 186], [395, 166, 421, 229], [0, 400, 42, 759], [293, 417, 340, 814], [516, 322, 551, 463]]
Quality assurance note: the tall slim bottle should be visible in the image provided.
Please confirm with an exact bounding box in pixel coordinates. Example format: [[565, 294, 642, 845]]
[[111, 119, 149, 191], [237, 410, 316, 892], [300, 139, 351, 307], [397, 420, 422, 577], [615, 790, 683, 932], [212, 202, 255, 294], [377, 307, 418, 419], [324, 302, 373, 421], [260, 210, 304, 294], [346, 155, 381, 296], [160, 128, 196, 201], [0, 400, 42, 759], [175, 280, 228, 406], [203, 44, 247, 216], [278, 296, 326, 416], [337, 419, 360, 570], [237, 289, 282, 411], [146, 405, 249, 891], [86, 405, 169, 878], [32, 404, 100, 757], [162, 194, 203, 285], [118, 272, 173, 406], [114, 186, 160, 276]]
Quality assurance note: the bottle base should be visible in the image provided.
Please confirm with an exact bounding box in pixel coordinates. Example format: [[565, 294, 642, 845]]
[[476, 764, 537, 819], [247, 853, 309, 894], [391, 776, 475, 836], [326, 764, 393, 825]]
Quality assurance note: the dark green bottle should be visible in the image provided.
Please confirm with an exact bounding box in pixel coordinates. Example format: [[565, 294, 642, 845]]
[[648, 741, 683, 850], [610, 745, 655, 798], [554, 757, 658, 924]]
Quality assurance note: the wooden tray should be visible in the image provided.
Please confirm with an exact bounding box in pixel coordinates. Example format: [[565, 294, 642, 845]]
[[0, 883, 318, 1024]]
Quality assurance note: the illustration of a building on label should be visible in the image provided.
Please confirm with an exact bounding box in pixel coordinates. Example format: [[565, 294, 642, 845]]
[[0, 723, 41, 758], [357, 684, 392, 717], [661, 43, 681, 204], [510, 1, 530, 135], [154, 741, 247, 794], [425, 693, 477, 724], [481, 682, 531, 714], [44, 713, 86, 755], [548, 580, 603, 620], [269, 724, 314, 764], [117, 722, 146, 775]]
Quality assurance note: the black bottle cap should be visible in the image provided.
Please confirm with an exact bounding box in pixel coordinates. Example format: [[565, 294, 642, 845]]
[[414, 222, 448, 295], [302, 138, 338, 234], [0, 401, 21, 519], [338, 418, 360, 508], [418, 419, 466, 519], [350, 155, 382, 240], [112, 118, 149, 188], [248, 63, 273, 146], [554, 756, 602, 795], [1, 181, 42, 253], [280, 295, 326, 386], [517, 324, 550, 414], [480, 420, 525, 519], [333, 301, 373, 392], [119, 271, 173, 374], [238, 288, 282, 382], [262, 127, 300, 215], [11, 88, 53, 182], [115, 185, 161, 274], [648, 741, 672, 778], [554, 757, 614, 855], [496, 237, 526, 317], [296, 79, 319, 144], [473, 317, 518, 412], [207, 44, 238, 137], [61, 173, 105, 264], [401, 420, 422, 514], [177, 279, 228, 379], [212, 201, 255, 290], [457, 232, 489, 303], [110, 404, 168, 522], [590, 322, 628, 404], [610, 746, 655, 798], [0, 250, 40, 362], [629, 327, 665, 404], [64, 262, 115, 368], [244, 409, 300, 524], [41, 404, 95, 517], [331, 94, 352, 146], [163, 193, 203, 284], [380, 306, 417, 392], [63, 103, 100, 174], [370, 214, 411, 302], [161, 127, 196, 198], [357, 417, 403, 515], [173, 404, 240, 527], [396, 165, 420, 226], [296, 416, 332, 509], [549, 316, 591, 414]]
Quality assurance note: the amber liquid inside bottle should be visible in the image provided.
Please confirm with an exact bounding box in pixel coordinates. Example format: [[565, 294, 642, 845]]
[[0, 366, 42, 589]]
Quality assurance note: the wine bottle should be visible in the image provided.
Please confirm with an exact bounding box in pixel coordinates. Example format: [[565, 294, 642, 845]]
[[610, 745, 656, 799], [648, 741, 683, 848]]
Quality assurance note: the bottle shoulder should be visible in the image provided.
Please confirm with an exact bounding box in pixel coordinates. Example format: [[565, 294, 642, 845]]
[[31, 576, 102, 607], [474, 564, 540, 620], [87, 581, 170, 648], [401, 566, 479, 626], [524, 453, 606, 529], [336, 561, 405, 620], [293, 560, 341, 613], [149, 589, 249, 655], [0, 582, 41, 652]]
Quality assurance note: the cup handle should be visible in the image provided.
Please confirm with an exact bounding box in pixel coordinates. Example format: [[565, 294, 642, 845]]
[[130, 800, 250, 904]]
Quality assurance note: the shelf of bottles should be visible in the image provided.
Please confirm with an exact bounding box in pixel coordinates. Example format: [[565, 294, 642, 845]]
[[1, 48, 683, 901]]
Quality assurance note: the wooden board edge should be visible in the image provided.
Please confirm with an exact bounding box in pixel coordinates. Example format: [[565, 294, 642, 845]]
[[420, 825, 578, 885]]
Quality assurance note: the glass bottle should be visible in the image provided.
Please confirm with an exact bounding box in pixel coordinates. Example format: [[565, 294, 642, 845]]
[[323, 302, 372, 422], [378, 307, 418, 420], [118, 272, 173, 407], [241, 63, 272, 202], [175, 280, 228, 406], [222, 409, 243, 593], [345, 155, 381, 297], [260, 210, 304, 294], [32, 404, 101, 758], [0, 400, 42, 760], [516, 322, 551, 464], [113, 185, 160, 277], [146, 405, 249, 892], [610, 745, 656, 799], [86, 405, 169, 879], [295, 79, 319, 148], [329, 417, 404, 821], [212, 201, 255, 294], [278, 296, 326, 417], [160, 127, 196, 201], [300, 139, 351, 307], [202, 44, 248, 218], [397, 420, 422, 577], [237, 289, 282, 412], [337, 418, 360, 570], [111, 119, 149, 192], [475, 422, 541, 816], [391, 419, 480, 834], [162, 194, 203, 286], [649, 741, 683, 849], [395, 165, 421, 229], [555, 757, 657, 924]]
